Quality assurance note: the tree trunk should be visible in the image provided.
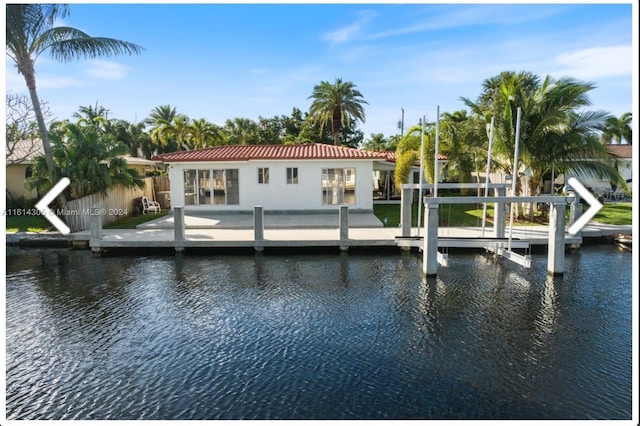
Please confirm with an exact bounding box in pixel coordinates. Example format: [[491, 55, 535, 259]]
[[20, 58, 67, 206], [332, 106, 341, 145]]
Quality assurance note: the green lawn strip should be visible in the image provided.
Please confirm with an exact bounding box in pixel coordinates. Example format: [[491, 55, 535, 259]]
[[374, 203, 496, 227], [374, 201, 632, 227], [5, 214, 55, 233], [592, 202, 632, 225]]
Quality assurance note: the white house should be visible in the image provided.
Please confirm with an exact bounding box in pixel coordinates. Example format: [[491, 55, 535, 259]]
[[560, 144, 633, 198], [152, 144, 393, 212]]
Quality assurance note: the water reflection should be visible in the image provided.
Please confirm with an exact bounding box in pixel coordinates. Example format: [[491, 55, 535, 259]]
[[5, 246, 632, 420]]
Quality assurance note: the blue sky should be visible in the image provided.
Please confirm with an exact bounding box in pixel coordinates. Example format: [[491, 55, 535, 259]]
[[4, 2, 636, 140]]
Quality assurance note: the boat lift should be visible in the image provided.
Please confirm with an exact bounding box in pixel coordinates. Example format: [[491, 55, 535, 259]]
[[395, 107, 579, 276]]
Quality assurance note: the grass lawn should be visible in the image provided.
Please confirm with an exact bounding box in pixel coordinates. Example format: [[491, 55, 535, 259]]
[[6, 211, 169, 232], [374, 203, 497, 227], [374, 201, 633, 227], [5, 214, 55, 233], [593, 202, 633, 225]]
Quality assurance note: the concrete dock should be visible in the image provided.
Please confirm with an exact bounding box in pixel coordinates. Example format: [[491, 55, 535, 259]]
[[6, 211, 631, 252]]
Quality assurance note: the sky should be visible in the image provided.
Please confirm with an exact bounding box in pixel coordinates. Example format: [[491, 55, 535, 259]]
[[4, 2, 637, 140]]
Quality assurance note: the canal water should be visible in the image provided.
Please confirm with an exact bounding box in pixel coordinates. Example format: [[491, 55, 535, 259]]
[[5, 245, 633, 420]]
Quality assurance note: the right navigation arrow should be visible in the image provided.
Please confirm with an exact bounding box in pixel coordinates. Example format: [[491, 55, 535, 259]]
[[567, 177, 603, 236]]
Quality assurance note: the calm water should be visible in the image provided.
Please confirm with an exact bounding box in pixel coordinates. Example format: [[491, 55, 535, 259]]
[[5, 245, 633, 420]]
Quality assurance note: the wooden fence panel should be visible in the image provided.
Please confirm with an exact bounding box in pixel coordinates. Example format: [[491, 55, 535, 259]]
[[62, 177, 155, 232]]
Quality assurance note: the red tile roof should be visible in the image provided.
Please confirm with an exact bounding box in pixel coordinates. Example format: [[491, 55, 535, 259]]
[[152, 143, 390, 162], [605, 144, 633, 158]]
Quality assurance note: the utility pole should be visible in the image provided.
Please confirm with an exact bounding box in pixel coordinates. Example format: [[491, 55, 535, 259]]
[[397, 107, 405, 137]]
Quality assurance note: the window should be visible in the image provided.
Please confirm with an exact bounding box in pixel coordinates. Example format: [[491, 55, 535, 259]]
[[287, 167, 298, 184], [198, 169, 211, 205], [184, 169, 239, 205], [184, 169, 197, 205], [258, 167, 269, 184], [322, 168, 356, 205]]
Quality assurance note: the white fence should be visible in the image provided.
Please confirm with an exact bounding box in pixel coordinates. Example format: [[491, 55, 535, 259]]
[[62, 177, 155, 232]]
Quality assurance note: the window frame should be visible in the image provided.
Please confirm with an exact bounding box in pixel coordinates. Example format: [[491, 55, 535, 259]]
[[286, 167, 299, 184], [258, 167, 270, 184]]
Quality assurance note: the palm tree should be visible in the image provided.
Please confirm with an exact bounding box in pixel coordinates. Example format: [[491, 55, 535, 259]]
[[113, 120, 153, 158], [461, 71, 626, 216], [146, 104, 178, 126], [151, 114, 193, 152], [6, 4, 144, 183], [307, 78, 368, 145], [27, 120, 144, 199], [439, 110, 487, 191], [600, 112, 632, 145], [190, 118, 224, 149], [393, 123, 435, 188], [362, 133, 389, 151], [223, 117, 259, 145]]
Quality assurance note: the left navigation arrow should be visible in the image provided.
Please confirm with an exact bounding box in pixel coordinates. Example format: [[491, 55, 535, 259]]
[[35, 177, 71, 235]]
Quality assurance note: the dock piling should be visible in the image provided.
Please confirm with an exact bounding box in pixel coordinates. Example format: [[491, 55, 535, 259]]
[[547, 202, 566, 276], [174, 206, 185, 253], [90, 208, 102, 254], [422, 203, 439, 276], [339, 205, 349, 251], [254, 206, 264, 252], [401, 186, 412, 237]]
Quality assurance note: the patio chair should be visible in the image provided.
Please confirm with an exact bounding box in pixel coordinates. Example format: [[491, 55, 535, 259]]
[[142, 196, 161, 214]]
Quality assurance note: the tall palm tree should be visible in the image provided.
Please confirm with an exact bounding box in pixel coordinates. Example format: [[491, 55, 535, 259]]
[[151, 114, 193, 152], [307, 78, 368, 145], [146, 104, 178, 127], [6, 4, 144, 182], [461, 71, 626, 216]]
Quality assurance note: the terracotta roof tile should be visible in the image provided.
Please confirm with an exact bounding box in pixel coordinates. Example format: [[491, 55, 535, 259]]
[[152, 143, 390, 162], [605, 144, 633, 158]]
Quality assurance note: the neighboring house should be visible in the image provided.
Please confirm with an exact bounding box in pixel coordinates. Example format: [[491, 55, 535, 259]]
[[561, 144, 633, 197], [372, 151, 448, 200], [5, 139, 160, 200], [5, 138, 42, 200], [119, 155, 162, 177], [152, 144, 395, 212]]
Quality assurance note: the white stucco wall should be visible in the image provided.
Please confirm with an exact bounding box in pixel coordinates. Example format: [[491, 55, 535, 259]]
[[167, 159, 375, 212]]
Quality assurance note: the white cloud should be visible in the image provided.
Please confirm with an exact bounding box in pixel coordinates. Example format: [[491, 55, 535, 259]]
[[323, 10, 378, 44], [367, 5, 565, 41], [5, 65, 83, 91], [552, 45, 632, 80], [251, 68, 268, 75], [86, 60, 128, 80]]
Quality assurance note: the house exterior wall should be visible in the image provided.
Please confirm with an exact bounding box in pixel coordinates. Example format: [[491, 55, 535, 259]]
[[167, 159, 375, 212], [5, 165, 37, 199]]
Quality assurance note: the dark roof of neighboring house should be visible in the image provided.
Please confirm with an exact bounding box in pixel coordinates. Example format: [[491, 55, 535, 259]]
[[605, 144, 633, 159], [152, 143, 390, 162]]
